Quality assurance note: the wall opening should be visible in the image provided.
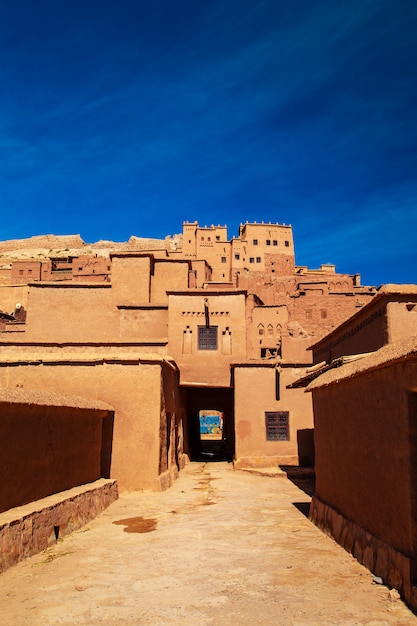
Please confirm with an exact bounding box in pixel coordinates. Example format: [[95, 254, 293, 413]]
[[183, 386, 235, 462]]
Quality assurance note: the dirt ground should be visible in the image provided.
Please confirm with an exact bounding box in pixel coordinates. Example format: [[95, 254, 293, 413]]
[[0, 462, 416, 625]]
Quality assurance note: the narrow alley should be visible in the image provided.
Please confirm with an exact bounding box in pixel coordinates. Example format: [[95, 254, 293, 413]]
[[0, 462, 415, 625]]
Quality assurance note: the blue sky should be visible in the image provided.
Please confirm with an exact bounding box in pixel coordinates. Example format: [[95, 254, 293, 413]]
[[1, 0, 416, 287]]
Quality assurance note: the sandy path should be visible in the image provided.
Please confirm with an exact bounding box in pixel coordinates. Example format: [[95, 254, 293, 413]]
[[0, 462, 415, 625]]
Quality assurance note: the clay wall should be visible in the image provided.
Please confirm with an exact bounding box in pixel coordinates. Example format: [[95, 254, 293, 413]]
[[151, 260, 189, 303], [159, 363, 187, 488], [0, 398, 110, 513], [167, 291, 247, 386], [312, 359, 417, 557], [0, 267, 12, 285], [291, 292, 357, 341], [0, 357, 184, 491], [247, 305, 288, 360], [181, 221, 198, 258], [118, 306, 168, 341], [264, 253, 295, 277], [231, 223, 295, 276], [311, 302, 388, 364], [195, 229, 231, 282], [11, 260, 43, 283], [233, 365, 314, 467], [23, 284, 117, 342], [190, 260, 212, 287], [0, 284, 30, 313], [72, 255, 111, 281], [111, 255, 151, 304], [387, 301, 417, 343]]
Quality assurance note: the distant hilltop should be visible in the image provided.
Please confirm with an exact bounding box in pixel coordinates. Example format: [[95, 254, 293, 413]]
[[0, 233, 183, 259]]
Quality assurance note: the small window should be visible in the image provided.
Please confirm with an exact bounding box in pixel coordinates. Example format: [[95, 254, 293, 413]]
[[256, 257, 261, 263], [234, 254, 240, 260], [28, 269, 32, 275], [201, 237, 204, 241], [221, 257, 226, 263], [285, 241, 289, 247], [266, 240, 270, 245], [19, 269, 24, 275], [208, 237, 211, 242], [198, 326, 218, 350], [321, 310, 327, 319], [265, 412, 289, 441], [253, 239, 258, 245], [249, 258, 254, 263], [273, 240, 278, 246], [216, 235, 220, 241]]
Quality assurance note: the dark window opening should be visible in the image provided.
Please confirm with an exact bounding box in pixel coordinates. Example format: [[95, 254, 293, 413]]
[[265, 411, 289, 441], [285, 241, 289, 247], [234, 254, 240, 260], [253, 239, 258, 245], [266, 240, 271, 245], [275, 370, 280, 401], [273, 240, 278, 246], [261, 347, 278, 358], [221, 257, 226, 263], [249, 258, 254, 263], [256, 257, 261, 263], [198, 326, 218, 350]]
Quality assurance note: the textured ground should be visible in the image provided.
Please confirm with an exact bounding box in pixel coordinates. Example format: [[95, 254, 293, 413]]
[[0, 462, 415, 625]]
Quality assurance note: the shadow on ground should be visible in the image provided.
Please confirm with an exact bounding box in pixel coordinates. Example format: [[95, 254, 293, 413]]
[[279, 465, 316, 497]]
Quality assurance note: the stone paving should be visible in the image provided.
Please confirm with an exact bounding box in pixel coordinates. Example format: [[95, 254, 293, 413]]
[[0, 462, 416, 625]]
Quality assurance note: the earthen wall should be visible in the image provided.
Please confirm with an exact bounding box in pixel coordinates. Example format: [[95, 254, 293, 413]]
[[0, 358, 184, 491], [23, 284, 117, 342], [234, 365, 313, 467], [312, 360, 417, 556], [167, 291, 247, 386], [0, 402, 108, 513]]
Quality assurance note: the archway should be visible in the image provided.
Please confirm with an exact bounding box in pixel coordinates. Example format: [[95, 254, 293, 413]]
[[182, 386, 234, 461]]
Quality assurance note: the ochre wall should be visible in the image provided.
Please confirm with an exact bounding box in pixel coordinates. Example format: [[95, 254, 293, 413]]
[[0, 285, 30, 312], [312, 302, 388, 364], [151, 260, 189, 304], [312, 360, 417, 557], [111, 255, 151, 304], [0, 403, 106, 513], [168, 292, 247, 386], [118, 307, 168, 341], [387, 301, 417, 344], [234, 365, 313, 467], [24, 285, 117, 342], [0, 359, 184, 492]]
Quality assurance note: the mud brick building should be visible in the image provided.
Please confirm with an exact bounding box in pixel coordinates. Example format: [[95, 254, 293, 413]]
[[0, 221, 375, 492], [302, 286, 417, 611]]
